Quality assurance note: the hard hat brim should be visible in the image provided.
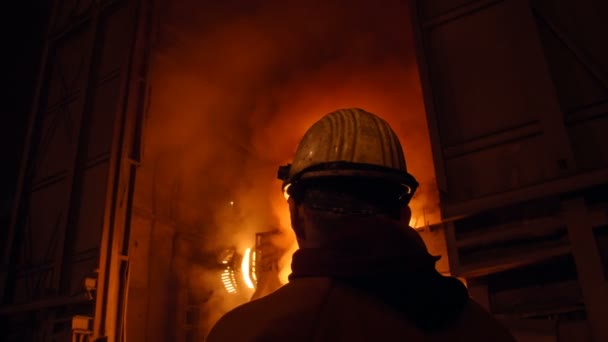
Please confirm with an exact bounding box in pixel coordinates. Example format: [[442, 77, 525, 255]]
[[278, 161, 419, 203]]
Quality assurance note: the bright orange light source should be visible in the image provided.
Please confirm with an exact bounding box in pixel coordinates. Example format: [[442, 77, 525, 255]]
[[241, 248, 254, 289]]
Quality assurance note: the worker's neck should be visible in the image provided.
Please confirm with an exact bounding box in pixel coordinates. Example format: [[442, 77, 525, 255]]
[[289, 214, 437, 279], [296, 212, 391, 249]]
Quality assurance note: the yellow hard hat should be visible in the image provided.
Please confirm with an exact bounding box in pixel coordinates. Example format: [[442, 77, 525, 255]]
[[278, 108, 418, 202]]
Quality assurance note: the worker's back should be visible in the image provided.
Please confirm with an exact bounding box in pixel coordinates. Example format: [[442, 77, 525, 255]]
[[207, 276, 515, 342], [209, 109, 516, 341]]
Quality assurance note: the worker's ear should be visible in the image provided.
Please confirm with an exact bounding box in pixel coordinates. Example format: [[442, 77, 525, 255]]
[[400, 205, 412, 226], [288, 198, 305, 241]]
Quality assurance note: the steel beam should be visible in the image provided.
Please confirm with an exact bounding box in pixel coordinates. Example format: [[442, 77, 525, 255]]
[[443, 168, 608, 219], [563, 198, 608, 342], [93, 0, 154, 340]]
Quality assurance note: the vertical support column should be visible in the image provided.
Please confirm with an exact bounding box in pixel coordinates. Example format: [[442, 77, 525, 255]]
[[124, 213, 152, 342], [93, 0, 155, 339], [563, 198, 608, 342]]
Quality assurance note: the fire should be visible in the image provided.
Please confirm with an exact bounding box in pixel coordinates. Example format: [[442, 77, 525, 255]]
[[221, 267, 237, 294], [278, 241, 297, 285], [270, 190, 296, 285], [251, 250, 257, 282], [241, 248, 255, 289]]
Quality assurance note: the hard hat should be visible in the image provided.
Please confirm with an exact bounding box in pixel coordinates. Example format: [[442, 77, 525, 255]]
[[278, 108, 418, 203]]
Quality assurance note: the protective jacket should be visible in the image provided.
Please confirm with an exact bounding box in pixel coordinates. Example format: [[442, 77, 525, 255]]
[[207, 217, 516, 342]]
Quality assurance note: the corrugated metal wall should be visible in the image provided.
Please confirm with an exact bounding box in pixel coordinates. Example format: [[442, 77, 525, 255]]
[[410, 0, 608, 341], [0, 0, 150, 341]]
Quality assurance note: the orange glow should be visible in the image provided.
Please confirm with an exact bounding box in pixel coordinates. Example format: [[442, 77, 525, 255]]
[[278, 241, 297, 285], [241, 248, 255, 289], [251, 250, 257, 282], [282, 184, 291, 200], [142, 0, 443, 331], [221, 267, 238, 294]]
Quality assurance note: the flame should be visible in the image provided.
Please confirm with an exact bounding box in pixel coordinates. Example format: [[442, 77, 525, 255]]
[[241, 248, 255, 289], [251, 250, 257, 282], [270, 192, 296, 285], [221, 267, 237, 294]]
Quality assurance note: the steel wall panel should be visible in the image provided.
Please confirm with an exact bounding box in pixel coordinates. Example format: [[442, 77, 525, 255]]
[[98, 6, 135, 78], [533, 0, 608, 81], [46, 30, 91, 108], [73, 161, 110, 254], [427, 2, 543, 147], [33, 100, 84, 183], [2, 0, 145, 341], [536, 19, 607, 113], [51, 0, 95, 35], [419, 0, 480, 21], [410, 0, 589, 216], [86, 78, 122, 161], [531, 0, 608, 172], [21, 181, 69, 266], [445, 134, 551, 200], [568, 117, 608, 171], [491, 280, 582, 315], [409, 2, 608, 337], [12, 269, 54, 304]]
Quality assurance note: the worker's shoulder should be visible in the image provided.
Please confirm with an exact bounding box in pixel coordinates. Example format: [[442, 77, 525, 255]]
[[207, 277, 332, 342], [231, 277, 332, 318]]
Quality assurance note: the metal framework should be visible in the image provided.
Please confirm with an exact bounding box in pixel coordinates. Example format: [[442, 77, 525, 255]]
[[409, 0, 608, 340], [0, 0, 154, 341]]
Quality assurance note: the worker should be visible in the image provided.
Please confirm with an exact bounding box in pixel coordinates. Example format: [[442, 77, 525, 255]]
[[207, 108, 515, 341]]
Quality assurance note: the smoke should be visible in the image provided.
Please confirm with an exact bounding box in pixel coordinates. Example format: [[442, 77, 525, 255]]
[[140, 0, 440, 333]]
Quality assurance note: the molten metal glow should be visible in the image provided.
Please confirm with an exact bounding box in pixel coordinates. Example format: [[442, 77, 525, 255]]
[[241, 248, 255, 289], [222, 267, 238, 294], [251, 250, 257, 282]]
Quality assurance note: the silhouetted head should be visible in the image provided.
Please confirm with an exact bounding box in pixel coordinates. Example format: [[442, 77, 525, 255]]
[[277, 108, 419, 247]]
